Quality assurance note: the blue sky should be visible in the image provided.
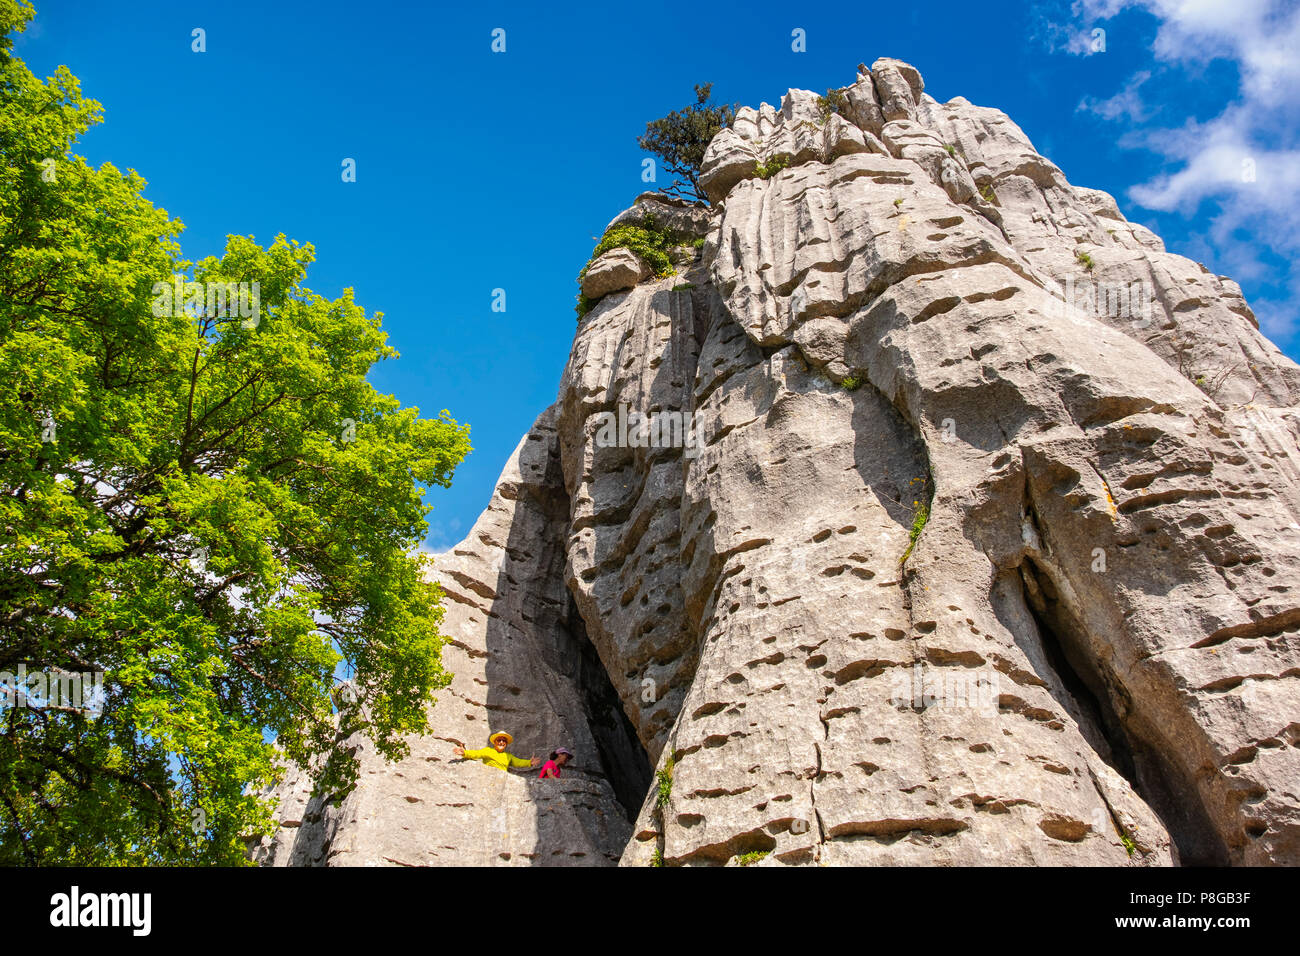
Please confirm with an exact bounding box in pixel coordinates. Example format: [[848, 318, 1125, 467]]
[[17, 0, 1299, 550]]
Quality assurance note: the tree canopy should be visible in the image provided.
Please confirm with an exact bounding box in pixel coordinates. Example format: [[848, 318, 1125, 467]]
[[0, 0, 470, 864], [637, 83, 737, 203]]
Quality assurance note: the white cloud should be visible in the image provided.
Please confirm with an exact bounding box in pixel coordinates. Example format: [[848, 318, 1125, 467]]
[[1062, 0, 1300, 343], [1038, 13, 1113, 55], [1068, 25, 1111, 55], [1078, 70, 1153, 121], [1108, 0, 1300, 107]]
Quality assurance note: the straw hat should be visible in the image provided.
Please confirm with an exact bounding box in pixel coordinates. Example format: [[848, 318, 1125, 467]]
[[489, 731, 513, 745]]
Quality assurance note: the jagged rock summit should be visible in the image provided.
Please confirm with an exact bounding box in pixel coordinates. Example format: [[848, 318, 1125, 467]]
[[253, 58, 1300, 867]]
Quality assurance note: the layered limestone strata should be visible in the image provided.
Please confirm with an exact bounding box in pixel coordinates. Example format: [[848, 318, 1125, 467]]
[[254, 58, 1300, 867]]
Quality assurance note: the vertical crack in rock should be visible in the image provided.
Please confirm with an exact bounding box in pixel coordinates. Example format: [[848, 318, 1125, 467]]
[[1018, 556, 1135, 782], [568, 592, 652, 820], [1017, 498, 1232, 865]]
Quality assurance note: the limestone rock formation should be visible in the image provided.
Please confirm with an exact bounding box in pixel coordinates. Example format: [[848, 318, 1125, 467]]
[[581, 248, 651, 301], [254, 58, 1300, 867]]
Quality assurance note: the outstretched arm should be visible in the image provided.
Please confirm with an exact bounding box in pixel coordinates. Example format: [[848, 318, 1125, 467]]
[[508, 753, 537, 768]]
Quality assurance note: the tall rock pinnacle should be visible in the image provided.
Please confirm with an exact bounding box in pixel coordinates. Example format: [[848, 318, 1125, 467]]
[[253, 59, 1300, 867]]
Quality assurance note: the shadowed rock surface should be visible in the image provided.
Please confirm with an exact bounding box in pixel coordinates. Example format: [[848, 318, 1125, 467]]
[[250, 413, 644, 866], [253, 58, 1300, 867]]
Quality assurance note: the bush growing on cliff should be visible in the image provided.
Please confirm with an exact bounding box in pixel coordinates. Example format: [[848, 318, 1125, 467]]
[[655, 751, 676, 809], [586, 224, 675, 277], [817, 88, 847, 121], [755, 154, 792, 179], [900, 474, 934, 566], [0, 2, 470, 865], [575, 216, 687, 318], [904, 499, 931, 561], [638, 83, 737, 204]]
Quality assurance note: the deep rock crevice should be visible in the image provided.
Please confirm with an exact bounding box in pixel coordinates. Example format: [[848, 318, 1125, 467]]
[[567, 593, 652, 820], [1017, 546, 1230, 865]]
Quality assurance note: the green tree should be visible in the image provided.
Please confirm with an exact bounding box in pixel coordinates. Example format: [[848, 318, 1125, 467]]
[[0, 0, 470, 864], [638, 83, 737, 203]]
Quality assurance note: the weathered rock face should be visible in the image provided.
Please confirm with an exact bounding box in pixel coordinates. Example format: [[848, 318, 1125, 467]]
[[251, 413, 646, 866], [255, 59, 1300, 867], [581, 248, 651, 300]]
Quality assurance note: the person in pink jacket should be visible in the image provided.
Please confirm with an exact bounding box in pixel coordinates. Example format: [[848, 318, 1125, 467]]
[[537, 747, 573, 779]]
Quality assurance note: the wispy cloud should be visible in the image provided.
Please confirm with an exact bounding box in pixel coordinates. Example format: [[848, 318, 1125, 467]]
[[421, 516, 465, 557], [1078, 70, 1154, 122], [1036, 8, 1112, 55], [1052, 0, 1300, 342]]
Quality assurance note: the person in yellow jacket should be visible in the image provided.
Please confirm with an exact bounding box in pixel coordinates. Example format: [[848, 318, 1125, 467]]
[[453, 731, 539, 771]]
